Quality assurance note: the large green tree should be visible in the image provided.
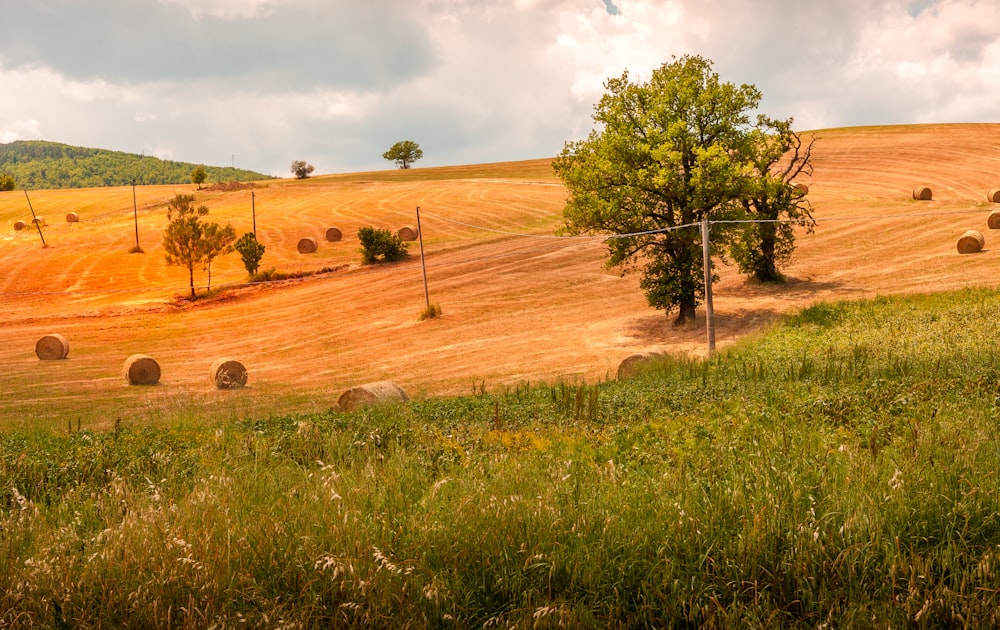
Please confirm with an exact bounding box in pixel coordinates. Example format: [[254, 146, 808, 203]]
[[555, 55, 761, 326], [162, 194, 235, 298], [729, 120, 815, 282], [382, 140, 423, 169]]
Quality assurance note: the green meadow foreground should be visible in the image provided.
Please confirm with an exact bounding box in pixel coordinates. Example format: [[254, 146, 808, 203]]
[[3, 288, 1000, 627]]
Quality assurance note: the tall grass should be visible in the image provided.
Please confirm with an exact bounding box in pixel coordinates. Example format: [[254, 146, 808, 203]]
[[2, 288, 1000, 627]]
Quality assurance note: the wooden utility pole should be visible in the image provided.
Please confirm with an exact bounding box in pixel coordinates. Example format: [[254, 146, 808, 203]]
[[701, 220, 716, 356], [416, 206, 430, 309], [131, 180, 141, 251], [24, 191, 46, 247]]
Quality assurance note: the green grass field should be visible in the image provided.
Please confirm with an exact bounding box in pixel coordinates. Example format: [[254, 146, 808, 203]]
[[2, 287, 999, 627]]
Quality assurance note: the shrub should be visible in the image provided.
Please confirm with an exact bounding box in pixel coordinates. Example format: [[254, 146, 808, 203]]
[[234, 232, 266, 277], [358, 226, 408, 264]]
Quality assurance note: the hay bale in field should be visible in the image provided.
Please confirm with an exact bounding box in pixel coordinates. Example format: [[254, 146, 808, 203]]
[[912, 186, 932, 201], [336, 381, 409, 411], [957, 230, 985, 254], [66, 212, 79, 223], [397, 225, 419, 241], [988, 189, 1000, 203], [617, 352, 664, 380], [122, 354, 161, 385], [31, 216, 45, 226], [793, 182, 810, 195], [13, 220, 25, 231], [325, 227, 343, 242], [989, 210, 1000, 230], [297, 237, 318, 254], [209, 358, 248, 389], [35, 334, 69, 360]]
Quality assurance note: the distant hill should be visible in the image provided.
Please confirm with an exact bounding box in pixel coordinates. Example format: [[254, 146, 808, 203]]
[[0, 140, 274, 190]]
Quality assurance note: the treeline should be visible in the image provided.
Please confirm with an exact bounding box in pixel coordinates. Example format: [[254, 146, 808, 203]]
[[0, 140, 274, 190]]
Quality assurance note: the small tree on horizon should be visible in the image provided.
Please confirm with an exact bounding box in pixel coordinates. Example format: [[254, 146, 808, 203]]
[[382, 140, 424, 169], [0, 172, 14, 191], [191, 165, 207, 189], [291, 160, 315, 179]]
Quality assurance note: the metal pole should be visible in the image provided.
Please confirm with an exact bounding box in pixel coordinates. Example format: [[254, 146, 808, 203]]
[[251, 191, 257, 235], [24, 191, 46, 247], [132, 180, 140, 251], [415, 206, 430, 309], [701, 220, 716, 356]]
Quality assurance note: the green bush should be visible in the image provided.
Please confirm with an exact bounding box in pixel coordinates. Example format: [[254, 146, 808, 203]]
[[358, 226, 408, 264], [234, 232, 266, 276]]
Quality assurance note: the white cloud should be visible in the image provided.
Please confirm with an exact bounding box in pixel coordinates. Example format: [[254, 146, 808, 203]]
[[1, 0, 999, 175]]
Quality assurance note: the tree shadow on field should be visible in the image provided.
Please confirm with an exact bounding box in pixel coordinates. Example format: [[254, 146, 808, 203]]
[[625, 276, 854, 346]]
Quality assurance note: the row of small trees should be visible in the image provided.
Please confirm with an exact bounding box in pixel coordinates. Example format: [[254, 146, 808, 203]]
[[161, 194, 406, 298], [555, 55, 814, 327], [162, 194, 264, 298]]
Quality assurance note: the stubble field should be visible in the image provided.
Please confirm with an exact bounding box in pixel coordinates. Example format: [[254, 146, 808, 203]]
[[1, 123, 998, 429]]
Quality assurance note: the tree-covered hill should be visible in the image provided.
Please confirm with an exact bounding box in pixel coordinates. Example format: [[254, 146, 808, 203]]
[[0, 140, 274, 190]]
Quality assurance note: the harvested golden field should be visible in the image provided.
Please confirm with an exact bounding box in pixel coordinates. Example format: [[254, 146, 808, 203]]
[[1, 123, 998, 428]]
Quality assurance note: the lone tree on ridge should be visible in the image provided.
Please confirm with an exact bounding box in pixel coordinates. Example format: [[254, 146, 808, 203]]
[[383, 140, 423, 169], [291, 160, 315, 179], [191, 165, 207, 189]]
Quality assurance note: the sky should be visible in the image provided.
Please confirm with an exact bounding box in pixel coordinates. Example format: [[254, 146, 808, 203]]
[[1, 0, 999, 177]]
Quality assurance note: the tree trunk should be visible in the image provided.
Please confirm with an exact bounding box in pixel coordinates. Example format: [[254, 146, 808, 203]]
[[673, 303, 696, 327], [756, 226, 780, 282], [189, 266, 196, 299]]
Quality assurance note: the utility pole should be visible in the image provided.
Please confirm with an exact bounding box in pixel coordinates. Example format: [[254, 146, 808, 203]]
[[701, 220, 716, 356], [416, 206, 430, 310], [131, 179, 141, 252], [24, 191, 47, 247]]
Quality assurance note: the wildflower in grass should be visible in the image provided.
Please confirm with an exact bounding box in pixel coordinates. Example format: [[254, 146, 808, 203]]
[[373, 547, 402, 575], [888, 469, 904, 491]]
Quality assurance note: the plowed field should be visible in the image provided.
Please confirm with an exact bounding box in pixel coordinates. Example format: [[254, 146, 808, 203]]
[[2, 124, 998, 428]]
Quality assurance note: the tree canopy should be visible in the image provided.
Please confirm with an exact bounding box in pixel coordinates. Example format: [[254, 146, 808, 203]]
[[291, 160, 315, 179], [383, 141, 424, 169], [191, 165, 207, 189], [554, 55, 811, 326]]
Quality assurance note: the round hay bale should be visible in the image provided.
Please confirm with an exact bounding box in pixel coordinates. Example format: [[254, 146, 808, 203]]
[[35, 334, 69, 360], [66, 212, 79, 223], [912, 186, 932, 201], [989, 210, 1000, 230], [325, 227, 343, 242], [297, 237, 318, 254], [13, 220, 26, 231], [617, 352, 663, 380], [793, 182, 810, 195], [209, 358, 248, 390], [122, 354, 161, 385], [988, 189, 1000, 203], [957, 230, 985, 254], [31, 216, 45, 226], [336, 381, 409, 411], [397, 225, 419, 241]]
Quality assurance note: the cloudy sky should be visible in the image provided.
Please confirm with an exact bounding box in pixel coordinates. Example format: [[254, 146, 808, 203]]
[[1, 0, 998, 176]]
